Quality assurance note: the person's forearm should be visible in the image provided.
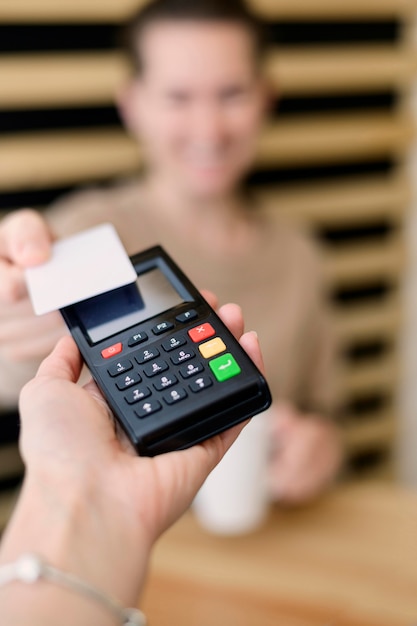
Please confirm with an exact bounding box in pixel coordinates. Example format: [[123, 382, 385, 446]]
[[0, 472, 150, 626]]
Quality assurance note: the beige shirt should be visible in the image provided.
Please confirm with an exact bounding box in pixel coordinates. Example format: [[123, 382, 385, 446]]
[[46, 179, 338, 416]]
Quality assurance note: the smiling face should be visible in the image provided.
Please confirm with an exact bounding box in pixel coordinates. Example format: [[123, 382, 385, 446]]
[[121, 21, 266, 200]]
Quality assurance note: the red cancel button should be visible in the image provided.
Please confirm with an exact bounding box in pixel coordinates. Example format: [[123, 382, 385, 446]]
[[101, 343, 123, 359], [188, 323, 215, 343]]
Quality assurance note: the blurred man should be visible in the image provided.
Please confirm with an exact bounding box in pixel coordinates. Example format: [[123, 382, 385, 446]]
[[0, 0, 342, 503]]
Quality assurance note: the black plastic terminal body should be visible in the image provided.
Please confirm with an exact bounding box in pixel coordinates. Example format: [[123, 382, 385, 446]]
[[60, 246, 272, 456]]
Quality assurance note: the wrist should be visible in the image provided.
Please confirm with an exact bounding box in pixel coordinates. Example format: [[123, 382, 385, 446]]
[[0, 554, 146, 626], [0, 470, 149, 608]]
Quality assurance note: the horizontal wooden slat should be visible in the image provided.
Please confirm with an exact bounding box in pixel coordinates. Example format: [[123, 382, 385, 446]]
[[0, 0, 146, 22], [257, 113, 414, 168], [257, 175, 410, 226], [0, 0, 414, 22], [265, 46, 417, 96], [323, 235, 405, 286], [0, 129, 141, 191], [333, 297, 402, 345], [0, 53, 130, 109], [341, 355, 398, 398], [342, 410, 397, 454], [350, 459, 396, 480], [1, 112, 413, 192], [4, 45, 415, 110], [249, 0, 417, 20]]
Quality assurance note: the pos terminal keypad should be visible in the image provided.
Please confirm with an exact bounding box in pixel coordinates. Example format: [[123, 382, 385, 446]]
[[105, 320, 236, 420], [60, 245, 271, 456]]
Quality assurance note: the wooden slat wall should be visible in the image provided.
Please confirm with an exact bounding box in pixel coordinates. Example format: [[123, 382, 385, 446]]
[[0, 0, 147, 22], [1, 0, 416, 515], [0, 0, 415, 21], [0, 53, 130, 109], [1, 46, 416, 110], [0, 114, 413, 191], [251, 0, 417, 20], [1, 47, 416, 109]]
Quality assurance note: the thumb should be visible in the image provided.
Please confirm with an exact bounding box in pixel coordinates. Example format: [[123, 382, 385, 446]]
[[34, 335, 83, 384], [0, 209, 53, 267]]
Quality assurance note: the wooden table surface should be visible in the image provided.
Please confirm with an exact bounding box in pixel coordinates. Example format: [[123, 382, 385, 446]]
[[141, 482, 417, 626]]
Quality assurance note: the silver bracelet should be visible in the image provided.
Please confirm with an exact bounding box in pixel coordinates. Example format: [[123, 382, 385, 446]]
[[0, 553, 147, 626]]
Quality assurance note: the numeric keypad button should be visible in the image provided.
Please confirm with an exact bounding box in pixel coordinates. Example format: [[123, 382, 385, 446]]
[[162, 335, 186, 352], [179, 361, 204, 378], [135, 347, 160, 364], [108, 359, 133, 377], [162, 387, 188, 405], [189, 376, 213, 393], [135, 400, 162, 418], [153, 374, 178, 391], [116, 373, 141, 390], [124, 386, 151, 405], [170, 348, 195, 365], [143, 359, 169, 377]]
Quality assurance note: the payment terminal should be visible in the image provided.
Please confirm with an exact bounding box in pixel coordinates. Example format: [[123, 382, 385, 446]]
[[60, 246, 271, 456]]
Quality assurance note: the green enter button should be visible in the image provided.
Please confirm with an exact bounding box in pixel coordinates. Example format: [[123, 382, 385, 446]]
[[209, 353, 241, 382]]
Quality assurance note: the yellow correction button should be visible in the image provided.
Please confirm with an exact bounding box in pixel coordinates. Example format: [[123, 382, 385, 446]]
[[199, 337, 226, 359]]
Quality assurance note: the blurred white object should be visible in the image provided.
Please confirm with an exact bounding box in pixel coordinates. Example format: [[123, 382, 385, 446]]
[[192, 414, 270, 535]]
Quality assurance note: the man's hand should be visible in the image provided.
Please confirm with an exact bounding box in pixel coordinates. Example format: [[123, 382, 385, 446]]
[[0, 210, 65, 404], [267, 403, 344, 504]]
